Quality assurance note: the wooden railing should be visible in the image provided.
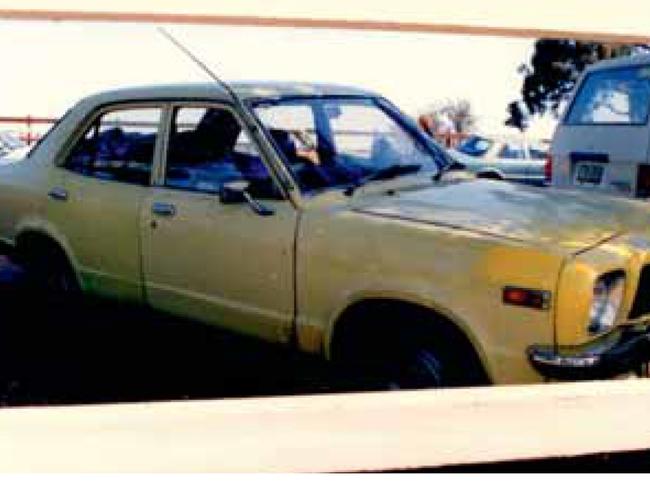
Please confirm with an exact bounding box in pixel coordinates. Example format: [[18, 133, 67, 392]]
[[0, 116, 58, 145], [1, 379, 649, 472], [1, 115, 468, 150]]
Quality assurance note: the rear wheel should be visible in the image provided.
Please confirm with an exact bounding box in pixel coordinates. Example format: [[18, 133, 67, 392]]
[[20, 242, 80, 308], [477, 171, 502, 180]]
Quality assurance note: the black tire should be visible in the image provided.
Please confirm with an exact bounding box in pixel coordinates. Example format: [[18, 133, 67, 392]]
[[477, 172, 502, 180], [333, 303, 488, 391], [340, 340, 448, 391], [383, 348, 445, 390], [20, 243, 80, 309]]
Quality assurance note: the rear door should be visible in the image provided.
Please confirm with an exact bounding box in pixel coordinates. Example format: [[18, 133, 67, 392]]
[[51, 104, 164, 301], [552, 64, 650, 197]]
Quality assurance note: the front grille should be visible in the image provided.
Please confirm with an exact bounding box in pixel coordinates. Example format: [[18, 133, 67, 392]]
[[630, 264, 650, 319]]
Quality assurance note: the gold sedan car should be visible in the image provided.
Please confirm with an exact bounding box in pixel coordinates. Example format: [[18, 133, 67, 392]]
[[1, 82, 650, 388]]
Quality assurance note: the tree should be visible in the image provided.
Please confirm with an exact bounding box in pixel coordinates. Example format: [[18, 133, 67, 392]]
[[419, 98, 477, 134], [506, 39, 650, 130]]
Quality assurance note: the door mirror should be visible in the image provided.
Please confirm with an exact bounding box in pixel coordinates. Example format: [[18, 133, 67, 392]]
[[220, 180, 249, 204], [219, 180, 275, 217]]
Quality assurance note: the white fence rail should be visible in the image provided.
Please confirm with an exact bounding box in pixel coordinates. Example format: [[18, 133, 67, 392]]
[[1, 379, 649, 472], [0, 2, 649, 43]]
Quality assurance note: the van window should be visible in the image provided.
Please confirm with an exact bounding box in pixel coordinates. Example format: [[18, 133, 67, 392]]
[[566, 66, 650, 125]]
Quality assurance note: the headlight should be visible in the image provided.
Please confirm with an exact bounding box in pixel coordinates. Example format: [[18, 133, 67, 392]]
[[588, 271, 625, 335]]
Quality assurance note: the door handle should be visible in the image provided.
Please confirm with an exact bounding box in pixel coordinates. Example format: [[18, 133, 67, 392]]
[[151, 202, 176, 217], [48, 187, 68, 201]]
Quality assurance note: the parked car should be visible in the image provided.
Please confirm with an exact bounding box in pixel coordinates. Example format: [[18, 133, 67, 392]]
[[0, 131, 25, 159], [1, 82, 650, 388], [448, 135, 549, 186], [0, 145, 32, 166], [551, 54, 650, 198]]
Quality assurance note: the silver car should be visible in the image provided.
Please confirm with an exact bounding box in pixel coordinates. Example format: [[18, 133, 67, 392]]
[[0, 132, 26, 163], [448, 135, 549, 186]]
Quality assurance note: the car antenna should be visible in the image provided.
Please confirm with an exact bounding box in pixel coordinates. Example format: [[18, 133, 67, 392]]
[[157, 27, 251, 119], [156, 27, 294, 200]]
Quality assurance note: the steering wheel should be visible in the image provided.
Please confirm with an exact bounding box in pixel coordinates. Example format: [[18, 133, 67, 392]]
[[292, 156, 332, 189]]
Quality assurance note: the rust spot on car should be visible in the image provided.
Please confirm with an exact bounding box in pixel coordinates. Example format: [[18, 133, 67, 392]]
[[297, 325, 323, 354]]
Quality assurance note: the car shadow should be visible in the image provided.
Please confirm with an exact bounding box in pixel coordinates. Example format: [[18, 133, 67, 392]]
[[0, 257, 345, 407]]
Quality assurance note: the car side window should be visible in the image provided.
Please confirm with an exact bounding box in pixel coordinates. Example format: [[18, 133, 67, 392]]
[[64, 107, 162, 186], [498, 142, 526, 160], [165, 106, 277, 198], [528, 145, 548, 160]]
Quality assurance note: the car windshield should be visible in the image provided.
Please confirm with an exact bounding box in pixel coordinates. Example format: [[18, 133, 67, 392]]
[[456, 135, 493, 157], [252, 97, 444, 193]]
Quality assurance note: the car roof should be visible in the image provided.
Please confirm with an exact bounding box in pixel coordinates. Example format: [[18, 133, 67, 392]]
[[585, 53, 650, 73], [77, 81, 378, 108]]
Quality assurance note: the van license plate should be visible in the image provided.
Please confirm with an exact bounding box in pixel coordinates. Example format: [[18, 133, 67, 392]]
[[574, 163, 604, 186]]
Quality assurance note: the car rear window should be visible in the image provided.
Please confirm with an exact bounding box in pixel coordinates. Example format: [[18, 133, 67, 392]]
[[565, 65, 650, 125]]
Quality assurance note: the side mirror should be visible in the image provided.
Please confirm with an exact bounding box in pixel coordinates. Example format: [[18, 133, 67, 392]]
[[220, 180, 249, 204], [220, 180, 275, 217]]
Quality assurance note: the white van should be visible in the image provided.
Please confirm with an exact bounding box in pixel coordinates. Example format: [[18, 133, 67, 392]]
[[551, 54, 650, 199]]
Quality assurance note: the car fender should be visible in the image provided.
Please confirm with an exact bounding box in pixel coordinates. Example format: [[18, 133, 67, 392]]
[[13, 215, 85, 291], [321, 287, 494, 381]]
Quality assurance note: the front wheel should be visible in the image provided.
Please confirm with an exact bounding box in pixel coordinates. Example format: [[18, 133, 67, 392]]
[[333, 306, 489, 391], [384, 348, 445, 390], [340, 336, 459, 391]]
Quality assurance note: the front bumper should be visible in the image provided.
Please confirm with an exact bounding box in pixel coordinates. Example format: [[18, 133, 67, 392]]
[[527, 322, 650, 381]]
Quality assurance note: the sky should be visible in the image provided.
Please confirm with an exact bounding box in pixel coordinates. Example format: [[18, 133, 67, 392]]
[[0, 20, 554, 137]]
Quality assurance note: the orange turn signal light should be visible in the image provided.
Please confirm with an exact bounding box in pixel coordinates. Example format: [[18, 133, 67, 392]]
[[503, 286, 551, 310]]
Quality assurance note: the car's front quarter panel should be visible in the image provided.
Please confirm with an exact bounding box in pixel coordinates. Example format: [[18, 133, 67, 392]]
[[555, 232, 650, 347], [296, 195, 564, 384]]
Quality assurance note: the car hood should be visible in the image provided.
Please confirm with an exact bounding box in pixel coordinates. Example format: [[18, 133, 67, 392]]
[[352, 179, 650, 253]]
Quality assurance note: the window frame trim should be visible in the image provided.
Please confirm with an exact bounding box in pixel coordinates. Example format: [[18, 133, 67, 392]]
[[56, 101, 167, 187], [155, 101, 288, 200]]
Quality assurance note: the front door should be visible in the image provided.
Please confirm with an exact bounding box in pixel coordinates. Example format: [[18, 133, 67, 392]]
[[141, 104, 297, 343]]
